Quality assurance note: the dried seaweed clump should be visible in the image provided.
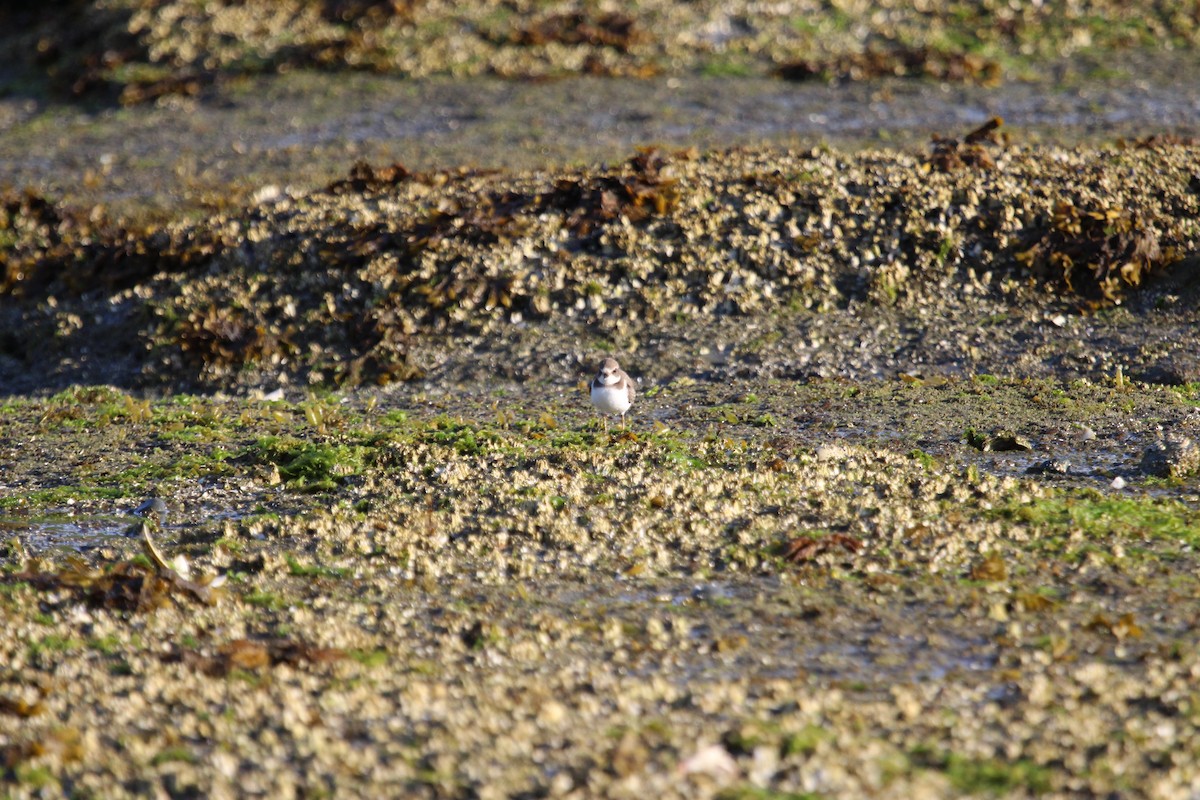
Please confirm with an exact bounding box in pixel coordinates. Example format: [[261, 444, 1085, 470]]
[[163, 288, 423, 388], [1, 193, 46, 294], [319, 0, 417, 24], [497, 10, 642, 53], [164, 637, 345, 677], [539, 147, 681, 236], [0, 188, 230, 299], [1017, 202, 1169, 304], [0, 189, 95, 297], [8, 555, 220, 613], [175, 305, 287, 373], [779, 532, 861, 564], [926, 117, 1007, 173], [776, 46, 1001, 85], [319, 148, 681, 330], [325, 160, 414, 195]]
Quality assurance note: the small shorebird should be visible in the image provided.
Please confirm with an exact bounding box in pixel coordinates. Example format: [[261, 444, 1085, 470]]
[[123, 497, 168, 539], [590, 357, 635, 432], [131, 497, 168, 526]]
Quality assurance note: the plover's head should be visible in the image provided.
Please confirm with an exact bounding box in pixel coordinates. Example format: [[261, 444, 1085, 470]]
[[597, 358, 622, 385]]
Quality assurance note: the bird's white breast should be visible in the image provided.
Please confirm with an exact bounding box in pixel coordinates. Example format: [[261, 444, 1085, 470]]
[[591, 383, 631, 415]]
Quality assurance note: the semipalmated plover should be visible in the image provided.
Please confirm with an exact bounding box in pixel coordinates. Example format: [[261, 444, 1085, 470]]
[[590, 357, 635, 431]]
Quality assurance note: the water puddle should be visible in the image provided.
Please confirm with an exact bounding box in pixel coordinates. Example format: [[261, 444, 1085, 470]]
[[831, 422, 1155, 490], [0, 515, 137, 555], [803, 632, 997, 685], [548, 577, 1000, 689]]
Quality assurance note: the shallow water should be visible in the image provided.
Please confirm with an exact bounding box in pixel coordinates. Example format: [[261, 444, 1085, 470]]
[[0, 514, 135, 554]]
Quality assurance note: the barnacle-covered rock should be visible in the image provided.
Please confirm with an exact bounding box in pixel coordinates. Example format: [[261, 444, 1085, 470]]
[[3, 140, 1199, 391], [1140, 433, 1200, 478]]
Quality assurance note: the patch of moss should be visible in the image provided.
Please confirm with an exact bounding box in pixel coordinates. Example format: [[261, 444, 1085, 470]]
[[286, 555, 350, 580], [87, 634, 122, 655], [782, 725, 833, 757], [910, 747, 1052, 795], [151, 745, 197, 766], [37, 386, 154, 428], [908, 449, 937, 470], [0, 581, 31, 598], [1171, 383, 1200, 407], [246, 436, 364, 491], [155, 425, 232, 444], [380, 409, 410, 426], [423, 417, 503, 457], [997, 492, 1200, 548], [700, 55, 755, 78], [0, 485, 129, 511], [29, 634, 83, 655], [14, 764, 56, 789], [716, 788, 820, 800], [549, 430, 592, 448], [244, 590, 287, 610], [349, 648, 389, 667], [116, 448, 236, 484]]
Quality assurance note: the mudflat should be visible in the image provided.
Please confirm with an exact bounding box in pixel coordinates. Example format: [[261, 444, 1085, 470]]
[[3, 6, 1200, 798]]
